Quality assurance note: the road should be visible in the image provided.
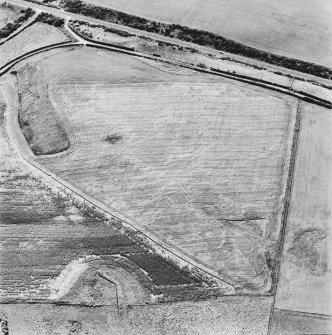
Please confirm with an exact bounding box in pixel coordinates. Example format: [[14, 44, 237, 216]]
[[6, 0, 332, 88], [0, 76, 236, 292]]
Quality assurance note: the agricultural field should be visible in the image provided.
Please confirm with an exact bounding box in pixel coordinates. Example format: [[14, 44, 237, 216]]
[[0, 5, 34, 42], [0, 84, 209, 302], [0, 296, 273, 335], [16, 47, 299, 292], [86, 0, 332, 68], [0, 1, 331, 333], [275, 102, 332, 315], [0, 21, 69, 69]]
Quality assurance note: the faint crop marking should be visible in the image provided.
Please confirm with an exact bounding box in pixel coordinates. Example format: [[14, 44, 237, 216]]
[[288, 228, 327, 275]]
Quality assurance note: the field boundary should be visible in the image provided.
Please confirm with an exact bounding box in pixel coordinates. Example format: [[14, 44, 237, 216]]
[[1, 26, 330, 108], [59, 0, 332, 80], [4, 0, 332, 88], [0, 41, 82, 76], [273, 308, 332, 319], [68, 23, 332, 109]]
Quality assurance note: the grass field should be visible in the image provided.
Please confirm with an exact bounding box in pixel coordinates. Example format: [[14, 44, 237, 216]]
[[275, 102, 332, 315], [0, 21, 69, 68], [26, 47, 298, 291], [86, 0, 332, 69]]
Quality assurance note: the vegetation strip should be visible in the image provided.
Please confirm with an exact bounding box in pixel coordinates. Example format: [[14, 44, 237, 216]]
[[60, 0, 332, 80], [0, 19, 330, 109], [67, 21, 332, 108], [16, 64, 70, 155], [84, 42, 332, 109], [0, 41, 78, 75], [267, 102, 302, 333], [0, 6, 35, 42]]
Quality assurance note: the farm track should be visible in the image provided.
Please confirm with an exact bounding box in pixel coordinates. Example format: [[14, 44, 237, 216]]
[[61, 23, 332, 109], [0, 41, 83, 76], [5, 0, 332, 89], [1, 24, 330, 109]]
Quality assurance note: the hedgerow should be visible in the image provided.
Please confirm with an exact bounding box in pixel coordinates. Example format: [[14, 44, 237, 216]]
[[35, 12, 65, 27], [60, 0, 332, 79], [126, 252, 202, 286], [0, 7, 35, 40]]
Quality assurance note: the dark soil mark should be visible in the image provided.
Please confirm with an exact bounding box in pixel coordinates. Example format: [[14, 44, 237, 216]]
[[16, 63, 70, 155], [288, 228, 327, 275], [104, 133, 123, 144]]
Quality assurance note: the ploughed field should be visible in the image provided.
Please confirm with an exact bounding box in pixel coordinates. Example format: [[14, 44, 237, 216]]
[[22, 47, 298, 291], [86, 0, 332, 68]]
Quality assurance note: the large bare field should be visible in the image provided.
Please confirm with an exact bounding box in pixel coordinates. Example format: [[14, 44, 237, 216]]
[[0, 22, 69, 68], [275, 102, 332, 315], [24, 47, 298, 291], [1, 296, 273, 334], [87, 0, 332, 68]]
